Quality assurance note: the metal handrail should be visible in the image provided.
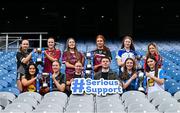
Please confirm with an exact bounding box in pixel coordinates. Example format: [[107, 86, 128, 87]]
[[0, 39, 19, 49], [0, 32, 48, 35], [0, 32, 48, 52]]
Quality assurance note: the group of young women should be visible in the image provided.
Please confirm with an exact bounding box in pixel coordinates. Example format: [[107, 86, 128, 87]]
[[116, 35, 165, 94], [16, 34, 165, 96]]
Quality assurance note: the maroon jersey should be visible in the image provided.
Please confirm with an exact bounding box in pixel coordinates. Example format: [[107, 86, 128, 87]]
[[93, 49, 112, 72], [62, 51, 84, 81], [44, 49, 61, 73]]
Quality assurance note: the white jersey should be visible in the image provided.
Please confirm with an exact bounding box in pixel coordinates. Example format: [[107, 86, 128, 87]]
[[147, 69, 165, 94]]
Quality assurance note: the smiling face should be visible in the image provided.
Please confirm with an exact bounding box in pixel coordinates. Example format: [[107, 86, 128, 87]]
[[124, 37, 131, 49], [21, 40, 29, 51], [147, 58, 156, 70], [96, 35, 105, 49], [52, 61, 60, 73], [47, 38, 55, 49], [68, 38, 76, 49], [125, 59, 134, 71], [148, 44, 157, 55], [75, 62, 83, 73], [29, 65, 36, 75]]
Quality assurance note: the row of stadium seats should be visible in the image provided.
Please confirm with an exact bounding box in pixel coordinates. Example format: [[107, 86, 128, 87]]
[[0, 90, 180, 113]]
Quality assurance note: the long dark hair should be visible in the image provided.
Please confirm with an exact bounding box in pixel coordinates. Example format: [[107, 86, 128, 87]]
[[145, 55, 158, 77], [25, 63, 38, 80], [65, 37, 82, 63], [121, 58, 136, 80], [95, 34, 110, 51], [121, 34, 135, 51]]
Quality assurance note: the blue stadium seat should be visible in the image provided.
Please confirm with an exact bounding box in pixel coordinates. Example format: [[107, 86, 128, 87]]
[[3, 87, 20, 96], [168, 85, 180, 96], [7, 74, 16, 80], [8, 70, 16, 75], [0, 85, 3, 91], [0, 76, 13, 85], [0, 80, 8, 88], [0, 63, 8, 69], [164, 79, 178, 91], [173, 75, 180, 82], [60, 64, 66, 74]]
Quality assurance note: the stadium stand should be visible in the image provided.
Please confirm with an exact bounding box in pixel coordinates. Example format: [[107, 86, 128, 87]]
[[0, 41, 180, 113]]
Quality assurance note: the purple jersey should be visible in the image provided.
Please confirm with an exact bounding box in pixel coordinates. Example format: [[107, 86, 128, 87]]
[[62, 51, 84, 81]]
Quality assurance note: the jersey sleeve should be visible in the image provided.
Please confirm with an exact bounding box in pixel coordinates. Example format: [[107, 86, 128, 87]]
[[16, 52, 23, 63], [62, 52, 67, 63], [159, 69, 166, 79], [116, 50, 123, 59]]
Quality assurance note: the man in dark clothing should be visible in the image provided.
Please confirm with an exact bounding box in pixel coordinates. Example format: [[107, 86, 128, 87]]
[[94, 56, 118, 80]]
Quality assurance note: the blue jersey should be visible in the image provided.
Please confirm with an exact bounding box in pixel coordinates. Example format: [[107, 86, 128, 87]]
[[121, 73, 139, 92], [116, 48, 137, 63]]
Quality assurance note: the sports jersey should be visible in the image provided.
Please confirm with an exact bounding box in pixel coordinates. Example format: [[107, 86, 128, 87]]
[[116, 48, 137, 63], [44, 49, 61, 73], [147, 69, 165, 94], [93, 49, 112, 72], [62, 51, 84, 81]]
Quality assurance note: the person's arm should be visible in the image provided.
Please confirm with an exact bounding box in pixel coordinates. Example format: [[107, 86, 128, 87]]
[[81, 53, 85, 65], [122, 73, 137, 89], [70, 78, 74, 84], [146, 72, 164, 85], [116, 50, 124, 66], [62, 51, 75, 69], [21, 76, 36, 87], [45, 50, 60, 62], [52, 74, 65, 92], [66, 81, 71, 86], [116, 58, 124, 66], [22, 52, 32, 64], [94, 64, 102, 71], [64, 62, 75, 68]]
